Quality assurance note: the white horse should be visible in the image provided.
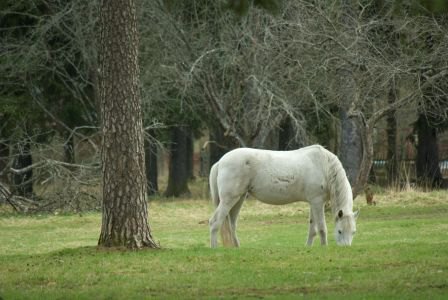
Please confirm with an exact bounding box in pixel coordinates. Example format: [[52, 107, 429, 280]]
[[209, 145, 359, 248]]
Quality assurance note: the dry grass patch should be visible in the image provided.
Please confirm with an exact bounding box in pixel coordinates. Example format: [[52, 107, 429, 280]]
[[356, 187, 447, 207]]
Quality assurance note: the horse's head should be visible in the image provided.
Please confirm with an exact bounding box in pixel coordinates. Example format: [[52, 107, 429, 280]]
[[334, 209, 359, 246]]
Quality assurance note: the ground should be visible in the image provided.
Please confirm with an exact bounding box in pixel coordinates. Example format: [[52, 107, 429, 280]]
[[0, 186, 447, 299]]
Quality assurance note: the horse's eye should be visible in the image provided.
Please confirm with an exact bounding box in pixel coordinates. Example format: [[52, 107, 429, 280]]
[[338, 230, 342, 234]]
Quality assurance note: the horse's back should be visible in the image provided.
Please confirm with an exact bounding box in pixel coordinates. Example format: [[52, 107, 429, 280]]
[[216, 146, 328, 204]]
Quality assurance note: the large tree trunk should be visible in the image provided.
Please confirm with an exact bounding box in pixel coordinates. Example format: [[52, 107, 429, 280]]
[[144, 131, 158, 196], [337, 1, 363, 189], [415, 114, 443, 188], [98, 0, 158, 249], [352, 115, 374, 198], [165, 126, 191, 197], [12, 140, 34, 198], [339, 109, 363, 186]]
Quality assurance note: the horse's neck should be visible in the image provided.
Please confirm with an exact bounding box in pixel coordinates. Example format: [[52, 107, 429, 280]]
[[334, 196, 352, 214], [327, 155, 353, 215]]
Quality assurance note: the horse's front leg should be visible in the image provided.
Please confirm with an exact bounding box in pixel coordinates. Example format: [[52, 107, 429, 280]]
[[310, 201, 327, 246]]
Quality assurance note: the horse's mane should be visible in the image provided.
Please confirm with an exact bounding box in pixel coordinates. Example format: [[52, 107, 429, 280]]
[[319, 147, 353, 215]]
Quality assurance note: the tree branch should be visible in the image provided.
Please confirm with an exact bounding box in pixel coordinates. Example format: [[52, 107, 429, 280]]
[[10, 159, 99, 175], [369, 69, 448, 125]]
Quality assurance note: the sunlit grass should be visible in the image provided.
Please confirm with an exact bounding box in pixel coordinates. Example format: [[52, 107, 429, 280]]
[[0, 188, 447, 299]]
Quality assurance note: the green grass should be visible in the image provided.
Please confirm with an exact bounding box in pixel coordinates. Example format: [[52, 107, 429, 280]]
[[0, 190, 447, 299]]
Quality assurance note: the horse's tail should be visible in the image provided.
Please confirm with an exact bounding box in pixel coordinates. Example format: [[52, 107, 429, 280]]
[[209, 162, 220, 209], [209, 162, 233, 247]]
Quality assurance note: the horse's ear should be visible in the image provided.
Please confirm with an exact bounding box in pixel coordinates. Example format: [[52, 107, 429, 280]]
[[338, 210, 343, 219], [354, 209, 360, 219]]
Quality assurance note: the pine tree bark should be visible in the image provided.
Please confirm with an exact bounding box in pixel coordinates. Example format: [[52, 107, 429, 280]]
[[98, 0, 157, 249]]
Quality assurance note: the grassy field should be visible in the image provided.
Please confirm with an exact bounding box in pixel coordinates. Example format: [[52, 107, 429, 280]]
[[0, 188, 447, 299]]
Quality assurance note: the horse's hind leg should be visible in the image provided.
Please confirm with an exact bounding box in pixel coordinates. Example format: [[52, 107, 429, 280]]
[[228, 195, 246, 247], [306, 208, 318, 246], [209, 196, 241, 248], [209, 203, 228, 248]]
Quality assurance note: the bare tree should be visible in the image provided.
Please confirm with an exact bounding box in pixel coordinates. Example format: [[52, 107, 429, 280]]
[[284, 1, 448, 196], [336, 0, 363, 186], [192, 8, 308, 148], [1, 0, 100, 207], [146, 2, 308, 149], [141, 0, 448, 196]]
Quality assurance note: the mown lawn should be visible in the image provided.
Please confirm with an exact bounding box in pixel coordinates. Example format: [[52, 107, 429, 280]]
[[0, 190, 447, 299]]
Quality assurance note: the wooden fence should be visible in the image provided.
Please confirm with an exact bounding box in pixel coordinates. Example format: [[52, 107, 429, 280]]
[[372, 158, 448, 185]]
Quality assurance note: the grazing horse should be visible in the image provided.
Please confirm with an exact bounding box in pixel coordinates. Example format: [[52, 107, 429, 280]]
[[209, 145, 359, 248]]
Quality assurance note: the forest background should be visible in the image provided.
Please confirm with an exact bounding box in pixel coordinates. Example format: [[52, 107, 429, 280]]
[[0, 0, 447, 213]]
